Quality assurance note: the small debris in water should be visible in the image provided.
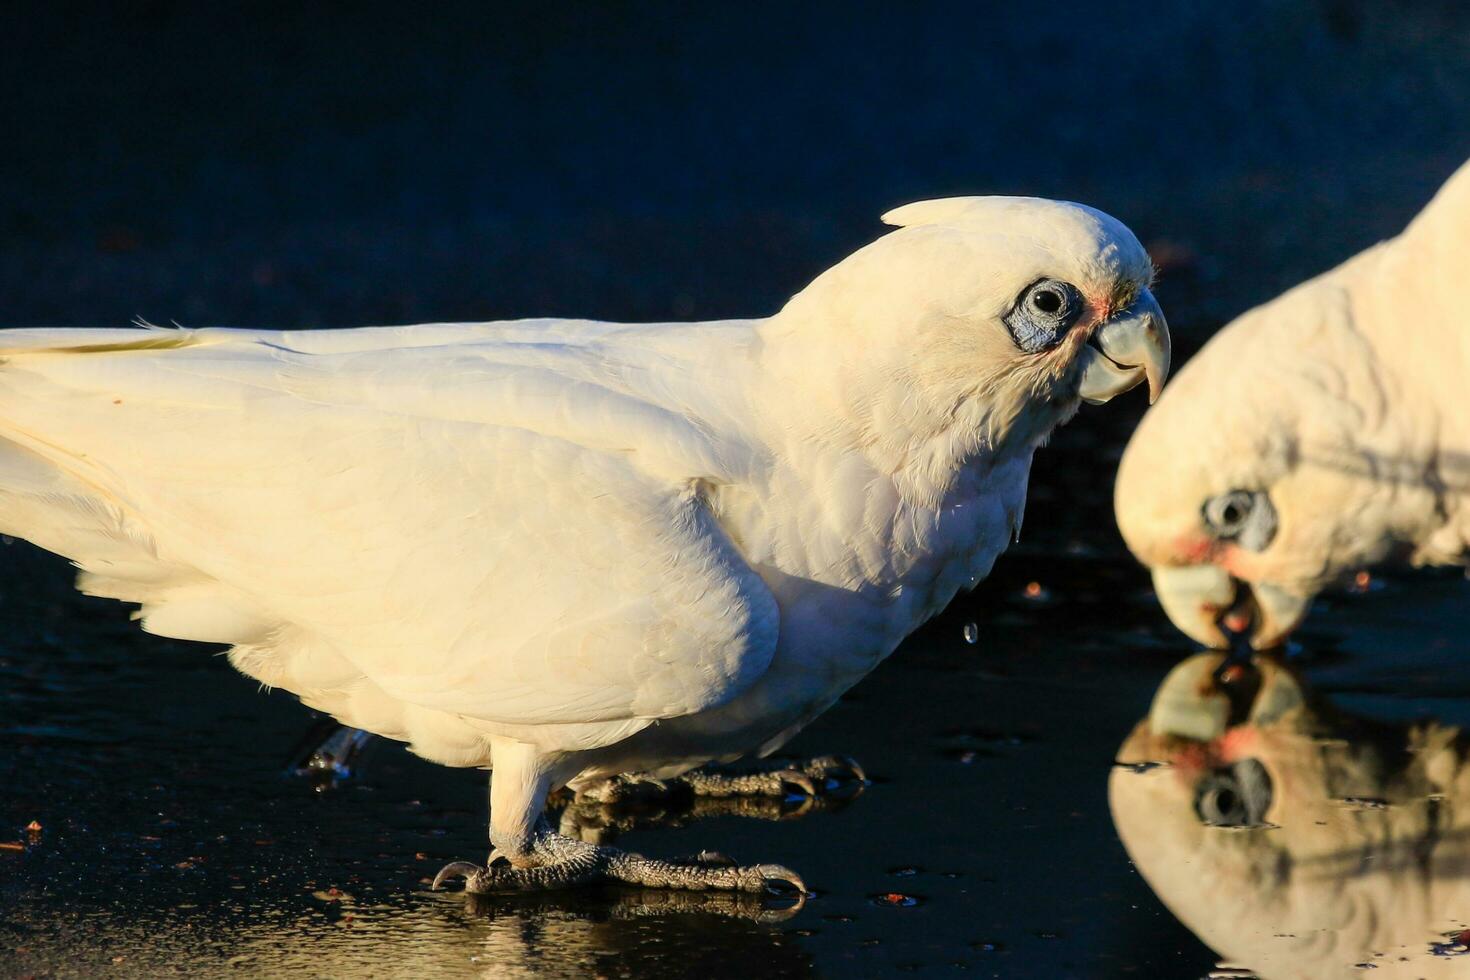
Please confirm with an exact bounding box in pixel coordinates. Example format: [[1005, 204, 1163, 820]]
[[870, 892, 923, 907], [1022, 581, 1048, 601], [962, 622, 979, 645], [887, 866, 921, 877], [971, 941, 1005, 952], [0, 841, 23, 852], [1431, 930, 1470, 956], [1115, 760, 1168, 774]]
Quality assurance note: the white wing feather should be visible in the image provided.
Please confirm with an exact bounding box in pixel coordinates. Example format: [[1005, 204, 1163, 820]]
[[0, 324, 779, 728]]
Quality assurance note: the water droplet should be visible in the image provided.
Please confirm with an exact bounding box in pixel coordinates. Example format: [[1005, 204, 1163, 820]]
[[962, 623, 979, 644]]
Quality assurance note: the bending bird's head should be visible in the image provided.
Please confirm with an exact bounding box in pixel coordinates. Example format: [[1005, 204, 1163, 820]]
[[767, 195, 1169, 495], [1115, 159, 1470, 649]]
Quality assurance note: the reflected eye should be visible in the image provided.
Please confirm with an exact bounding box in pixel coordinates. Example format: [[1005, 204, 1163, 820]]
[[1004, 278, 1082, 353], [1203, 489, 1276, 551], [1194, 759, 1273, 827]]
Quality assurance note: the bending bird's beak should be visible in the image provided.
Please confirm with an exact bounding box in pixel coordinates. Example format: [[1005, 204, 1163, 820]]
[[1150, 565, 1312, 650], [1151, 565, 1234, 648], [1077, 290, 1171, 405]]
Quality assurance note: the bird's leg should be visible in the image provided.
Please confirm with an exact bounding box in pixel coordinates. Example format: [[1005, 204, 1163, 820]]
[[432, 740, 805, 895], [284, 719, 376, 789], [575, 754, 867, 804]]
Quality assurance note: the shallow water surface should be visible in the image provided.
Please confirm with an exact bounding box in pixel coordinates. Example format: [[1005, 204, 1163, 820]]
[[4, 419, 1470, 979]]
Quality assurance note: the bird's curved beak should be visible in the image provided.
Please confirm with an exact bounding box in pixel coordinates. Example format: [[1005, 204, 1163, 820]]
[[1150, 565, 1312, 650], [1077, 290, 1171, 405]]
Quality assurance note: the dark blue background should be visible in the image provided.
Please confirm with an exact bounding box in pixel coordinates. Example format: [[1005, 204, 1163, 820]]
[[5, 1, 1468, 332]]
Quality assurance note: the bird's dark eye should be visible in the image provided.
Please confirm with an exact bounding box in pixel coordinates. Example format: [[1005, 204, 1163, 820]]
[[1031, 287, 1063, 314], [1203, 489, 1277, 551], [1004, 278, 1083, 353]]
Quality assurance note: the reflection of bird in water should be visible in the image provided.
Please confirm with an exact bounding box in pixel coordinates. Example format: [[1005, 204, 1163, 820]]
[[0, 197, 1167, 894], [6, 887, 813, 978], [1111, 653, 1470, 980], [552, 766, 865, 849]]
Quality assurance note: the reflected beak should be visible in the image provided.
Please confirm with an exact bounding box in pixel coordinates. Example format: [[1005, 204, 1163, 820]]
[[1145, 651, 1307, 740], [1150, 565, 1312, 650], [1147, 652, 1231, 740], [1077, 289, 1171, 405]]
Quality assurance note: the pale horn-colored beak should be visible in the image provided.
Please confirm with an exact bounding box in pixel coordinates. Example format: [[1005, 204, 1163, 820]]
[[1150, 565, 1313, 650], [1243, 580, 1312, 650], [1151, 565, 1234, 648], [1077, 289, 1171, 405]]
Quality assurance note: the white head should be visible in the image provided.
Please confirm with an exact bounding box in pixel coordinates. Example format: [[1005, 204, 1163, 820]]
[[765, 196, 1169, 503], [1115, 159, 1470, 649]]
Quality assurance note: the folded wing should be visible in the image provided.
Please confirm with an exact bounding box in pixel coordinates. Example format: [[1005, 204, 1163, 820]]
[[0, 324, 778, 729]]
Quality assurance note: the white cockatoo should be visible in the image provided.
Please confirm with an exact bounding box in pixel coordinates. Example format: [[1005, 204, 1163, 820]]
[[1112, 653, 1470, 980], [0, 197, 1167, 893], [1116, 158, 1470, 649]]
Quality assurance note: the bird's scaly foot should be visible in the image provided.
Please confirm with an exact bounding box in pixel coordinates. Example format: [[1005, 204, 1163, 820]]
[[575, 754, 867, 805], [431, 832, 805, 895]]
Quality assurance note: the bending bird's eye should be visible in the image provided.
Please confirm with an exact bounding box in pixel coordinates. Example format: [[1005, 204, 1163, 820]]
[[1203, 489, 1277, 551], [1004, 278, 1083, 353]]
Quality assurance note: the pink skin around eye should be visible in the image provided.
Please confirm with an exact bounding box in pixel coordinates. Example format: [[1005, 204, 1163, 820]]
[[1170, 741, 1214, 780], [1216, 726, 1259, 763], [1169, 533, 1218, 565], [1082, 292, 1113, 329], [1052, 295, 1115, 361], [1170, 726, 1259, 774]]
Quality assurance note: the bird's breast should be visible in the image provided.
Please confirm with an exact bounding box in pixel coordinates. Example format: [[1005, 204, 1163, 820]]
[[714, 462, 1019, 682]]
